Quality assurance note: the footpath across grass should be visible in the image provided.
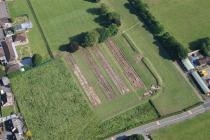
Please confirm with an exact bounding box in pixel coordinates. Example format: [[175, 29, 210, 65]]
[[152, 110, 210, 140]]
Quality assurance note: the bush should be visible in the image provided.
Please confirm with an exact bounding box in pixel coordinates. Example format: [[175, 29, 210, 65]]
[[82, 30, 99, 47], [100, 3, 109, 15], [106, 12, 122, 27], [32, 54, 43, 66], [69, 41, 79, 53]]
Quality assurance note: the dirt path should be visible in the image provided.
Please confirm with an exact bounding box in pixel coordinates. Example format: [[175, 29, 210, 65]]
[[106, 39, 144, 89], [93, 47, 130, 95], [64, 53, 101, 106], [82, 49, 115, 101]]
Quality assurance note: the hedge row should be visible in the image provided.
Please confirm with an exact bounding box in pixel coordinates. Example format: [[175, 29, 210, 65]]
[[128, 0, 188, 60]]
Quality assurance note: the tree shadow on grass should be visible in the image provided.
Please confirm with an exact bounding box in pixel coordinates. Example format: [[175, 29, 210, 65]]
[[153, 40, 174, 61], [59, 33, 86, 53], [86, 8, 101, 15], [94, 15, 110, 27], [124, 2, 174, 61], [83, 0, 97, 3]]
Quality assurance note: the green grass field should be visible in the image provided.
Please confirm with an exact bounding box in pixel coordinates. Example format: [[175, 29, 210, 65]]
[[152, 110, 210, 140], [8, 0, 50, 60], [29, 0, 100, 50], [10, 59, 97, 140], [144, 0, 210, 47]]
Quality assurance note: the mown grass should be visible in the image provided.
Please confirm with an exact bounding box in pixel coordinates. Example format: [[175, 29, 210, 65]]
[[29, 0, 101, 50], [10, 59, 97, 140], [152, 110, 210, 140], [8, 0, 50, 60], [144, 0, 210, 47]]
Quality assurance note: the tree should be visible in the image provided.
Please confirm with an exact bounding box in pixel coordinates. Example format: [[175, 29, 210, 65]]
[[107, 24, 119, 36], [176, 45, 188, 59], [98, 28, 110, 43], [82, 30, 99, 47], [69, 41, 79, 53], [126, 134, 144, 140], [100, 3, 109, 15], [32, 54, 43, 66], [106, 12, 121, 27]]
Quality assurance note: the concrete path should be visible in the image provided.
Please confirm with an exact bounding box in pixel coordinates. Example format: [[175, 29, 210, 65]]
[[109, 100, 210, 140]]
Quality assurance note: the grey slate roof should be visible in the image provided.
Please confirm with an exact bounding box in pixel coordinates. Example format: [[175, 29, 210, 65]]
[[0, 28, 5, 41]]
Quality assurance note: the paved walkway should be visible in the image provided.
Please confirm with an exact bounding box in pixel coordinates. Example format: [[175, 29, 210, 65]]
[[109, 100, 210, 140]]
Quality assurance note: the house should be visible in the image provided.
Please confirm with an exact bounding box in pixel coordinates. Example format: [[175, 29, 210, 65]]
[[0, 0, 33, 73], [1, 38, 18, 65]]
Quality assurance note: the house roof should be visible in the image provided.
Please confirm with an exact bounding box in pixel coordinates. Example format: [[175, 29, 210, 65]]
[[2, 76, 10, 86], [21, 22, 32, 29], [2, 38, 17, 63], [0, 28, 5, 41], [12, 32, 27, 43], [191, 71, 210, 94], [0, 43, 5, 58], [198, 57, 210, 65], [0, 1, 9, 19], [0, 17, 9, 27], [182, 58, 195, 71]]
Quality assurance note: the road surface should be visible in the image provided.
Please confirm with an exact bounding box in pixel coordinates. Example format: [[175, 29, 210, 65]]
[[109, 100, 210, 140]]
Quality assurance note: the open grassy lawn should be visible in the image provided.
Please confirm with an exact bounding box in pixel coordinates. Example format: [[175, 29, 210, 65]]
[[29, 0, 100, 50], [152, 110, 210, 140], [8, 0, 50, 60], [144, 0, 210, 47], [10, 59, 98, 140], [104, 0, 200, 115]]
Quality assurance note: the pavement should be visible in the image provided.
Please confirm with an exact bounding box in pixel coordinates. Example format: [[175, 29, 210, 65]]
[[108, 100, 210, 140]]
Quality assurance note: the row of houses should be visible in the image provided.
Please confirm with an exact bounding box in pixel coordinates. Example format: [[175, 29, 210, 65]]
[[0, 76, 26, 140], [0, 0, 32, 73]]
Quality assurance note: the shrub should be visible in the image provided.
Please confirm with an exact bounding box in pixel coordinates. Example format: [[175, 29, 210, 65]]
[[32, 54, 43, 66]]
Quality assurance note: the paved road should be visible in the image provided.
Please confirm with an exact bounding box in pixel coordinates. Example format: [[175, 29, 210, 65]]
[[109, 100, 210, 140]]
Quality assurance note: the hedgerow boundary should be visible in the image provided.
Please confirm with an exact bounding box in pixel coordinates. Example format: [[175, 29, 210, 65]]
[[26, 0, 54, 58]]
